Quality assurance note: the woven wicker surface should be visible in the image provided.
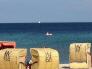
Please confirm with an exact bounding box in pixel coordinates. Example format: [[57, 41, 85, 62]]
[[0, 48, 27, 69], [30, 48, 59, 69]]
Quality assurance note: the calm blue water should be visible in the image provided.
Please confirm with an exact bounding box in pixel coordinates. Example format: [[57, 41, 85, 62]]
[[0, 23, 92, 63]]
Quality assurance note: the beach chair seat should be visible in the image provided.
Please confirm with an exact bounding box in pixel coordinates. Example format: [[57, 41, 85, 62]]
[[70, 62, 88, 69]]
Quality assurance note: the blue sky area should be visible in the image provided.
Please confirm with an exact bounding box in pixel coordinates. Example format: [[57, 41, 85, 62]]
[[0, 0, 92, 23]]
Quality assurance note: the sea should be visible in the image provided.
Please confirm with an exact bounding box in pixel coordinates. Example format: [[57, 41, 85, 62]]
[[0, 22, 92, 64]]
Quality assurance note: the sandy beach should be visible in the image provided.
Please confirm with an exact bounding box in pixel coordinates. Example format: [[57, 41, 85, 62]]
[[60, 64, 70, 69]]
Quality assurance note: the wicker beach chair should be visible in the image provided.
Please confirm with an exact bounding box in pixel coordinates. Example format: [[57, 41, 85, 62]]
[[0, 48, 27, 69], [30, 48, 59, 69], [70, 43, 91, 69]]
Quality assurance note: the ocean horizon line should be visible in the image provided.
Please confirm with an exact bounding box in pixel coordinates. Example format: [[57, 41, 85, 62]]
[[0, 22, 92, 24]]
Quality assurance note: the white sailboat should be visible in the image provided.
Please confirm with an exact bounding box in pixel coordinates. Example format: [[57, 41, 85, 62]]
[[46, 32, 53, 36], [38, 21, 41, 23]]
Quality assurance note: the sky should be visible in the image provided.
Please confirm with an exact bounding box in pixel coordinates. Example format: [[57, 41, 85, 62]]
[[0, 0, 92, 23]]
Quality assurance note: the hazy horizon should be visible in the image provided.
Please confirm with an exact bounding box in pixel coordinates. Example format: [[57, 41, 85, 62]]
[[0, 0, 92, 23]]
